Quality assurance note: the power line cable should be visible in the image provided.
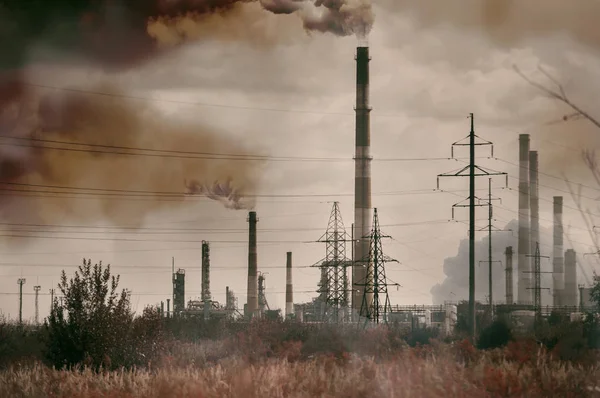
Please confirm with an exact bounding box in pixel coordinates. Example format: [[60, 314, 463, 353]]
[[0, 135, 462, 163]]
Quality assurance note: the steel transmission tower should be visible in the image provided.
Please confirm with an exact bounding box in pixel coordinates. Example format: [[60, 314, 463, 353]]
[[17, 278, 26, 324], [477, 178, 510, 317], [437, 113, 507, 341], [313, 202, 353, 322], [356, 208, 398, 325], [33, 285, 41, 325], [525, 242, 551, 321]]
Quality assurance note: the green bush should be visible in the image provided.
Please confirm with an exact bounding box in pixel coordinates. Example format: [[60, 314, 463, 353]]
[[406, 327, 439, 347], [45, 259, 163, 370], [0, 320, 46, 368], [477, 319, 513, 350]]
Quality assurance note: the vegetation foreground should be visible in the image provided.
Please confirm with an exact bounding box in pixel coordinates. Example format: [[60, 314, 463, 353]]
[[2, 338, 600, 398], [3, 260, 600, 397]]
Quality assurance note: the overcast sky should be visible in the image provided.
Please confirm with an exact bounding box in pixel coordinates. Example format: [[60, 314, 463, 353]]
[[2, 1, 600, 321]]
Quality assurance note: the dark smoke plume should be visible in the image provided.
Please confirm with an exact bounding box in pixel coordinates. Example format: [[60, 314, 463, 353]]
[[0, 85, 262, 228], [0, 0, 373, 72], [0, 0, 373, 228]]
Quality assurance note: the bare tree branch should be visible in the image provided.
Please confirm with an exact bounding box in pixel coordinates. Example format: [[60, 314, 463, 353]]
[[513, 64, 600, 130]]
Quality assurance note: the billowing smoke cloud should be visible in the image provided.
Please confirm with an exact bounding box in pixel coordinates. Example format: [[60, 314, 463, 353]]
[[1, 0, 373, 71], [0, 85, 262, 227], [430, 219, 591, 305], [0, 0, 373, 228]]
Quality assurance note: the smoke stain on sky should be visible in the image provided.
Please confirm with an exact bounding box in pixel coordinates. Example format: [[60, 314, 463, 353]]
[[0, 0, 374, 231]]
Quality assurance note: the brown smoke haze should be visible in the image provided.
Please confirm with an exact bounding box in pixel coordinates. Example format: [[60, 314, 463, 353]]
[[528, 109, 600, 182], [0, 0, 374, 232], [388, 0, 600, 51], [0, 85, 263, 229], [383, 0, 600, 183]]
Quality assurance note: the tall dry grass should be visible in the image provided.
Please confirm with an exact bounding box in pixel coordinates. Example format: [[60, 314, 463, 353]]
[[1, 340, 598, 398]]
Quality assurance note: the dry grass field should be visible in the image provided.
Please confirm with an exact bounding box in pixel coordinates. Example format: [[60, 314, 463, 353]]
[[2, 339, 599, 398]]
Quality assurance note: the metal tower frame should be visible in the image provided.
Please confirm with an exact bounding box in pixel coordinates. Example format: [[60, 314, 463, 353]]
[[525, 242, 551, 321], [437, 113, 507, 341], [313, 202, 353, 322], [356, 208, 398, 325], [477, 178, 511, 316]]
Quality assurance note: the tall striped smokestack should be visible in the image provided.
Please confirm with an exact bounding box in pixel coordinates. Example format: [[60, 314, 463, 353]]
[[518, 134, 531, 304], [285, 251, 294, 319], [553, 197, 564, 306], [505, 246, 513, 304], [564, 249, 577, 307], [352, 46, 373, 319], [246, 211, 258, 318]]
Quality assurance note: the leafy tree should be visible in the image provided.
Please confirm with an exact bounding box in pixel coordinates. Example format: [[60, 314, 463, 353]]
[[46, 259, 133, 370]]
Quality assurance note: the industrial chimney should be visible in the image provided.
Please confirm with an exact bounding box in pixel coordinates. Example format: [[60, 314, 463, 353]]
[[518, 134, 531, 304], [505, 246, 513, 305], [529, 151, 540, 259], [553, 197, 564, 306], [352, 46, 373, 320], [201, 241, 211, 320], [564, 249, 577, 307], [285, 251, 294, 319], [246, 211, 259, 318], [201, 241, 211, 302]]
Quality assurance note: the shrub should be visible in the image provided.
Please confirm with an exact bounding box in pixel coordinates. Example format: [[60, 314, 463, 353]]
[[406, 327, 439, 347], [45, 259, 135, 370], [477, 318, 513, 350], [0, 320, 46, 368]]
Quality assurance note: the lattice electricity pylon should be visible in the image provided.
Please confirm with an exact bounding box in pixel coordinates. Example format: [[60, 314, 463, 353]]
[[477, 178, 512, 317], [312, 202, 353, 323], [436, 113, 508, 341], [355, 208, 398, 326], [525, 242, 552, 321]]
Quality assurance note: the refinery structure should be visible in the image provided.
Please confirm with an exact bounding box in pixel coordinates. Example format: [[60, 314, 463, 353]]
[[12, 45, 598, 337], [146, 45, 597, 337]]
